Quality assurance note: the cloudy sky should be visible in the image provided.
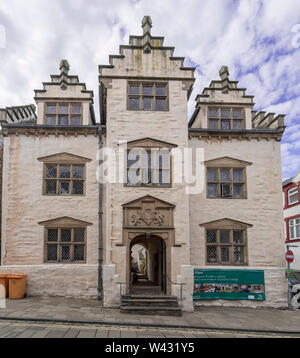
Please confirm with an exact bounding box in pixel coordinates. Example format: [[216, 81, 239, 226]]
[[0, 0, 299, 179]]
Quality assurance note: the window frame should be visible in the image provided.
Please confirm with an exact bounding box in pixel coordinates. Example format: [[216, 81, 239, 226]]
[[44, 227, 86, 264], [125, 147, 172, 188], [127, 81, 169, 111], [205, 228, 248, 266], [43, 163, 86, 196], [289, 218, 300, 240], [288, 187, 299, 206], [206, 167, 247, 199], [208, 107, 245, 130], [44, 102, 82, 126]]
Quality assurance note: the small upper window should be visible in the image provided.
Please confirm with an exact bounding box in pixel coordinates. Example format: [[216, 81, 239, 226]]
[[128, 82, 168, 111], [45, 103, 82, 125], [288, 187, 298, 205], [207, 167, 246, 199], [208, 107, 244, 130]]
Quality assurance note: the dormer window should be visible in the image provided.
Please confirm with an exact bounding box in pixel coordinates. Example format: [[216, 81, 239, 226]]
[[45, 103, 82, 125], [208, 107, 244, 130], [128, 82, 168, 111]]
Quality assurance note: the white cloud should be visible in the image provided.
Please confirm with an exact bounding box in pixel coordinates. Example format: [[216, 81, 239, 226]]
[[0, 0, 299, 179]]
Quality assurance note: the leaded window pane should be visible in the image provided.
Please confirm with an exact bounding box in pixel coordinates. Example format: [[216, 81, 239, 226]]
[[221, 247, 230, 262], [207, 168, 218, 182], [221, 109, 230, 119], [208, 108, 218, 118], [142, 85, 153, 95], [159, 170, 170, 185], [59, 165, 71, 178], [59, 115, 68, 125], [221, 119, 230, 129], [143, 97, 152, 110], [46, 180, 57, 194], [156, 98, 166, 110], [74, 229, 85, 242], [71, 105, 81, 114], [208, 184, 218, 197], [59, 105, 68, 114], [220, 169, 230, 182], [208, 119, 218, 129], [46, 105, 57, 114], [46, 116, 56, 125], [220, 231, 230, 243], [70, 116, 81, 125], [72, 180, 84, 194], [47, 229, 58, 242], [61, 229, 71, 242], [233, 169, 243, 182], [129, 85, 139, 95], [233, 231, 243, 244], [233, 119, 243, 129], [232, 109, 242, 119], [234, 246, 244, 263], [206, 230, 217, 243], [46, 165, 57, 178], [207, 246, 217, 263], [156, 85, 166, 96], [73, 165, 84, 179], [74, 245, 84, 261], [233, 184, 243, 198], [129, 97, 139, 110], [61, 245, 70, 260], [47, 245, 57, 261], [60, 181, 70, 194]]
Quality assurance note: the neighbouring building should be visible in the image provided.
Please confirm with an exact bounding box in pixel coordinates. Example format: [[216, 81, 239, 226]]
[[0, 17, 287, 312], [283, 170, 300, 271]]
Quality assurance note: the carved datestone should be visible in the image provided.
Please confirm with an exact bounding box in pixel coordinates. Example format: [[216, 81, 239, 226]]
[[123, 195, 174, 228]]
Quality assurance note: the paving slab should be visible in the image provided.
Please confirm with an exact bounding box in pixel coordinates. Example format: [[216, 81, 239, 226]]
[[1, 297, 300, 334]]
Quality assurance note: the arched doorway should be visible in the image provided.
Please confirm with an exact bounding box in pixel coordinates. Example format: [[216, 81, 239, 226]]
[[122, 195, 175, 296], [130, 235, 166, 295]]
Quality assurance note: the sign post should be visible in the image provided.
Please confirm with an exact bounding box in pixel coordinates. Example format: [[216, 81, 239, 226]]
[[286, 245, 298, 310]]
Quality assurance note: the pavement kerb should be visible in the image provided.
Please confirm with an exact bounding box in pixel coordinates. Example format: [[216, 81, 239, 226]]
[[0, 315, 299, 336]]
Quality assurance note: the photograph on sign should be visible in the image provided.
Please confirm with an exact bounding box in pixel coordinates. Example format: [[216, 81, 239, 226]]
[[193, 269, 266, 301]]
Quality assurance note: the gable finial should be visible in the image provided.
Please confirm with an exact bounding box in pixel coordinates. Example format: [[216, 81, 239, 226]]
[[219, 66, 229, 81], [142, 16, 152, 35], [59, 59, 70, 75]]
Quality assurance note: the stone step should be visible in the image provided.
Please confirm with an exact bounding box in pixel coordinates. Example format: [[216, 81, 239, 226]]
[[120, 306, 182, 317], [122, 295, 178, 300], [121, 298, 179, 307]]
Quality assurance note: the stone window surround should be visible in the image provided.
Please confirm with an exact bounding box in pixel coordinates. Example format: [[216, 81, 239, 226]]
[[38, 152, 91, 197], [208, 106, 245, 130], [44, 102, 82, 126], [43, 163, 86, 196], [205, 157, 252, 200], [127, 80, 169, 111], [38, 216, 93, 264], [199, 218, 252, 266]]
